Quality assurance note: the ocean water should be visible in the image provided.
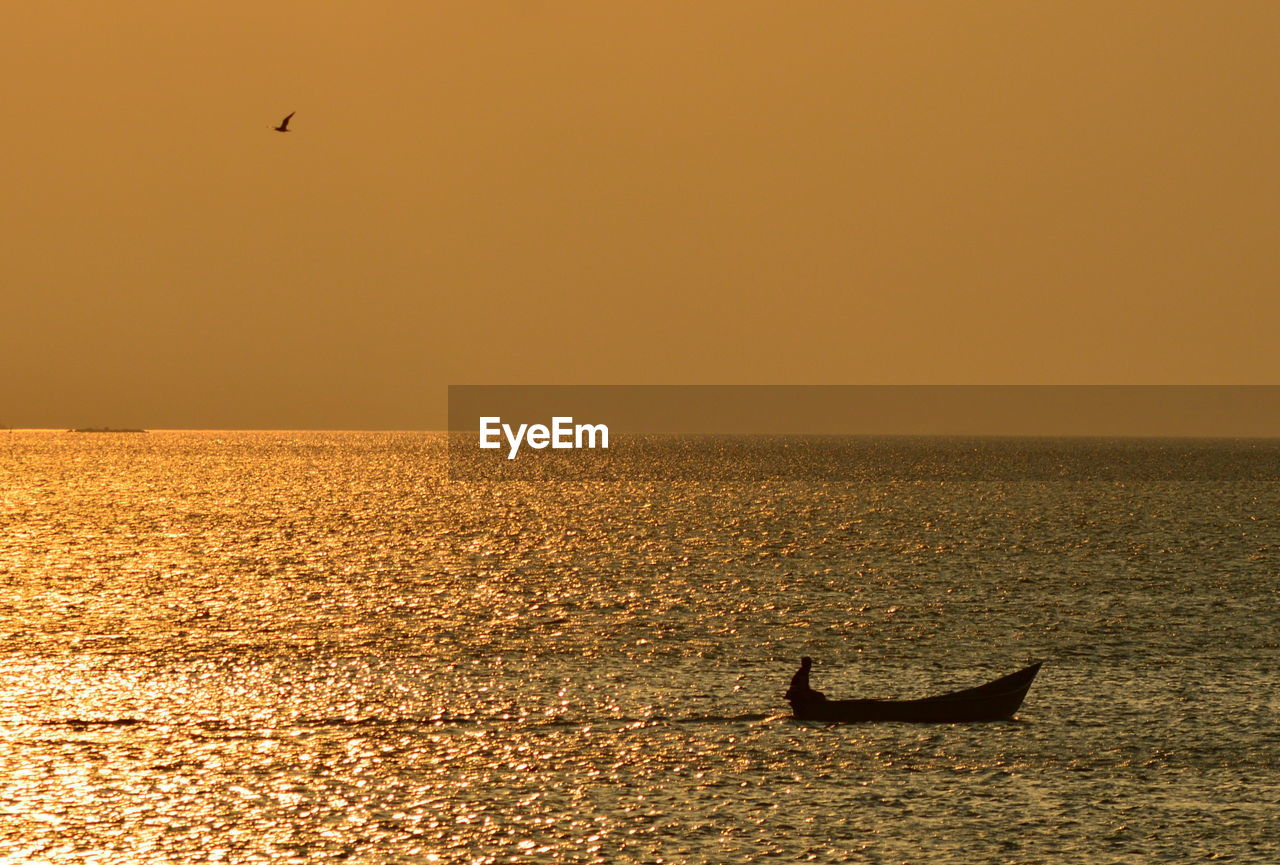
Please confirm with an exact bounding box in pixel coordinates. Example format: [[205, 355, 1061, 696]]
[[1, 431, 1276, 863]]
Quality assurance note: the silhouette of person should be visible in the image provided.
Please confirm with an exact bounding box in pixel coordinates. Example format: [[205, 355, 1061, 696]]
[[785, 656, 826, 703]]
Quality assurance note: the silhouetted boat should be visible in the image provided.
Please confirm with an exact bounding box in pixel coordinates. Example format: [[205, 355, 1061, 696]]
[[68, 427, 147, 433], [788, 660, 1042, 723]]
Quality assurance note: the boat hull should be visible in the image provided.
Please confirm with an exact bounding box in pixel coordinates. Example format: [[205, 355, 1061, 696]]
[[790, 662, 1042, 723]]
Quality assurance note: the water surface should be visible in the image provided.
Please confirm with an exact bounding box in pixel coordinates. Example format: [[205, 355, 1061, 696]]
[[2, 432, 1276, 862]]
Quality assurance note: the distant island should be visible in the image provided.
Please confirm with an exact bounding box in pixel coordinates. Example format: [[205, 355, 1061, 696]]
[[68, 427, 148, 433]]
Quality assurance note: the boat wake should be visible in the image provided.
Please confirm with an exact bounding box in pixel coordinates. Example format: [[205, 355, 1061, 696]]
[[39, 712, 777, 733]]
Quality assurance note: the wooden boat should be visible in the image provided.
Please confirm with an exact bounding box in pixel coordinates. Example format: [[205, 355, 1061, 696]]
[[788, 659, 1042, 723]]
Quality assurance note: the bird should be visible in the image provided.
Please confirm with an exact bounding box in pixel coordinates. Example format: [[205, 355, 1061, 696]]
[[272, 112, 295, 132]]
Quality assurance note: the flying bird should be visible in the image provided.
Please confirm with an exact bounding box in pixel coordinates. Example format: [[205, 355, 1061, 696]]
[[272, 112, 295, 132]]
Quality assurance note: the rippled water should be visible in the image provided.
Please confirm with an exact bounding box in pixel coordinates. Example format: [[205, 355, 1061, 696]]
[[1, 431, 1277, 863]]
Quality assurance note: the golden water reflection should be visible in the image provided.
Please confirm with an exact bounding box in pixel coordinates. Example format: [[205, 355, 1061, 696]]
[[1, 432, 1277, 862]]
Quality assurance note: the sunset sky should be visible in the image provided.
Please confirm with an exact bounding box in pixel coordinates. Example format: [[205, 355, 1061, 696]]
[[4, 2, 1278, 429]]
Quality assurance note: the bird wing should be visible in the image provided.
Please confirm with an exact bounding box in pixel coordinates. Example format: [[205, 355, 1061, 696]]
[[280, 111, 295, 129]]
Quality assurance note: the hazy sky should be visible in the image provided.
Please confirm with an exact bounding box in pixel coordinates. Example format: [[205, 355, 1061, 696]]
[[4, 2, 1278, 429]]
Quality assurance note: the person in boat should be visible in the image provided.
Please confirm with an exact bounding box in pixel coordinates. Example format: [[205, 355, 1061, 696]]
[[785, 656, 826, 703]]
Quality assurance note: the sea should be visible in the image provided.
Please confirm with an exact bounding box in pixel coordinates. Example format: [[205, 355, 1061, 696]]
[[1, 431, 1276, 863]]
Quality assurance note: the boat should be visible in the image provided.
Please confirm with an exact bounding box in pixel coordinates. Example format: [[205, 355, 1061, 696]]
[[68, 427, 147, 433], [787, 658, 1042, 723]]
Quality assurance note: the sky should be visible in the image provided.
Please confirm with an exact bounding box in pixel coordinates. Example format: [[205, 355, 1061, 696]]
[[3, 1, 1279, 430]]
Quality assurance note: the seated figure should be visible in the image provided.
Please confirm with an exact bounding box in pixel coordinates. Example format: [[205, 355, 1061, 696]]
[[785, 656, 826, 704]]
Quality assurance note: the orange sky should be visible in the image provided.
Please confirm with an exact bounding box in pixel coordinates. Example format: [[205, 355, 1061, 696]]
[[3, 2, 1278, 429]]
